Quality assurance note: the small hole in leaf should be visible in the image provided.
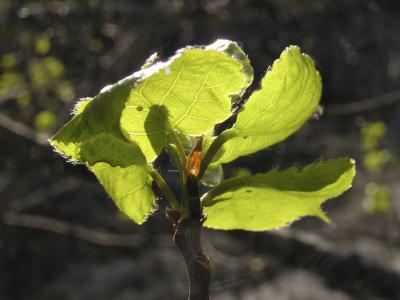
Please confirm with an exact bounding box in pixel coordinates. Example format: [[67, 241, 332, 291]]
[[246, 190, 252, 193], [243, 136, 248, 139], [136, 106, 143, 111]]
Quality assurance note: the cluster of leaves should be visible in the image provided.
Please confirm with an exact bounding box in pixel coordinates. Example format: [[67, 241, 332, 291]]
[[50, 40, 355, 231], [361, 122, 392, 172], [361, 121, 392, 213], [0, 32, 74, 133]]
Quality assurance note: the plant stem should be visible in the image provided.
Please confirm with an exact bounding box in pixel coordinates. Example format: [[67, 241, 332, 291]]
[[201, 176, 247, 206], [168, 128, 190, 215], [150, 169, 180, 212], [168, 128, 187, 168], [174, 218, 211, 300], [167, 131, 212, 299], [199, 129, 237, 179], [174, 174, 211, 300], [166, 145, 189, 211]]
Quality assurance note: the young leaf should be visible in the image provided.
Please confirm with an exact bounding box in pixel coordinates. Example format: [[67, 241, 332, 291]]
[[202, 158, 355, 231], [51, 86, 158, 223], [120, 40, 253, 162], [50, 78, 146, 167], [209, 46, 322, 165], [51, 40, 253, 165], [91, 162, 156, 224]]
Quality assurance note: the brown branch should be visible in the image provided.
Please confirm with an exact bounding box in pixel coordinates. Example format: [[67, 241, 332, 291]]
[[326, 89, 400, 116], [173, 173, 211, 300], [174, 218, 211, 300]]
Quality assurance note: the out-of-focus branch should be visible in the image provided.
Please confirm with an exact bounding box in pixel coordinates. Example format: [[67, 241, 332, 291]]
[[2, 212, 176, 260], [8, 177, 80, 212], [252, 230, 400, 299], [2, 212, 146, 248], [326, 89, 400, 116], [0, 111, 49, 145]]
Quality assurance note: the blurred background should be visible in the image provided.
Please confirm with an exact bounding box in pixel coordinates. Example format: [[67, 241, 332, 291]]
[[1, 0, 400, 299]]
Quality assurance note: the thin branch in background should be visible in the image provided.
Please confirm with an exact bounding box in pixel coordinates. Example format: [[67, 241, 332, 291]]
[[2, 212, 172, 253], [0, 111, 49, 146], [8, 177, 81, 212], [326, 89, 400, 116], [3, 211, 400, 299], [254, 230, 400, 300], [2, 212, 144, 247]]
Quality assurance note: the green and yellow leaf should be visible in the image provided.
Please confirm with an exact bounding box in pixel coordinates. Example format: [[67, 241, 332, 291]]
[[91, 162, 156, 224], [208, 46, 322, 165], [120, 40, 253, 162], [202, 158, 355, 231], [50, 40, 253, 166]]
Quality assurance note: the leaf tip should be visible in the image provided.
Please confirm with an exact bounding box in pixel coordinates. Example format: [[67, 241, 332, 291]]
[[283, 45, 301, 55], [319, 212, 332, 225]]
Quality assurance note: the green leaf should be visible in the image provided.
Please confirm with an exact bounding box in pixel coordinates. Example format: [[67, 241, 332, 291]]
[[200, 164, 224, 187], [202, 158, 355, 231], [91, 162, 156, 224], [50, 40, 253, 166], [51, 85, 157, 223], [209, 46, 322, 165], [50, 77, 147, 167], [120, 39, 253, 162], [50, 40, 253, 222]]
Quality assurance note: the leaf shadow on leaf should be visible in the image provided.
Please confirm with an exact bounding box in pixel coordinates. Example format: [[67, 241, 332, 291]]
[[80, 133, 147, 167], [204, 195, 232, 206], [51, 78, 152, 168], [144, 104, 170, 156]]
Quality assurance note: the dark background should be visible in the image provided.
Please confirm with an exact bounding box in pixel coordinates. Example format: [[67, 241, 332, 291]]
[[1, 1, 400, 299]]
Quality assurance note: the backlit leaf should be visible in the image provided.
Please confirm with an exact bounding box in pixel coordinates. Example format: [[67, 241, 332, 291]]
[[50, 77, 146, 167], [51, 40, 253, 165], [209, 46, 322, 165], [91, 162, 156, 224], [202, 158, 355, 231], [120, 39, 253, 162]]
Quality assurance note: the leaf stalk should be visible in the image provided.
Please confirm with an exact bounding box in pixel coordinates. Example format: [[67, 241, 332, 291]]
[[199, 129, 236, 179], [167, 128, 190, 215], [201, 175, 246, 205], [150, 169, 180, 212], [168, 128, 187, 168]]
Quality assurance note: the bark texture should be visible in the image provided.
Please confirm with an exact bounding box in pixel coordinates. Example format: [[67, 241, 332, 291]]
[[174, 218, 211, 300]]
